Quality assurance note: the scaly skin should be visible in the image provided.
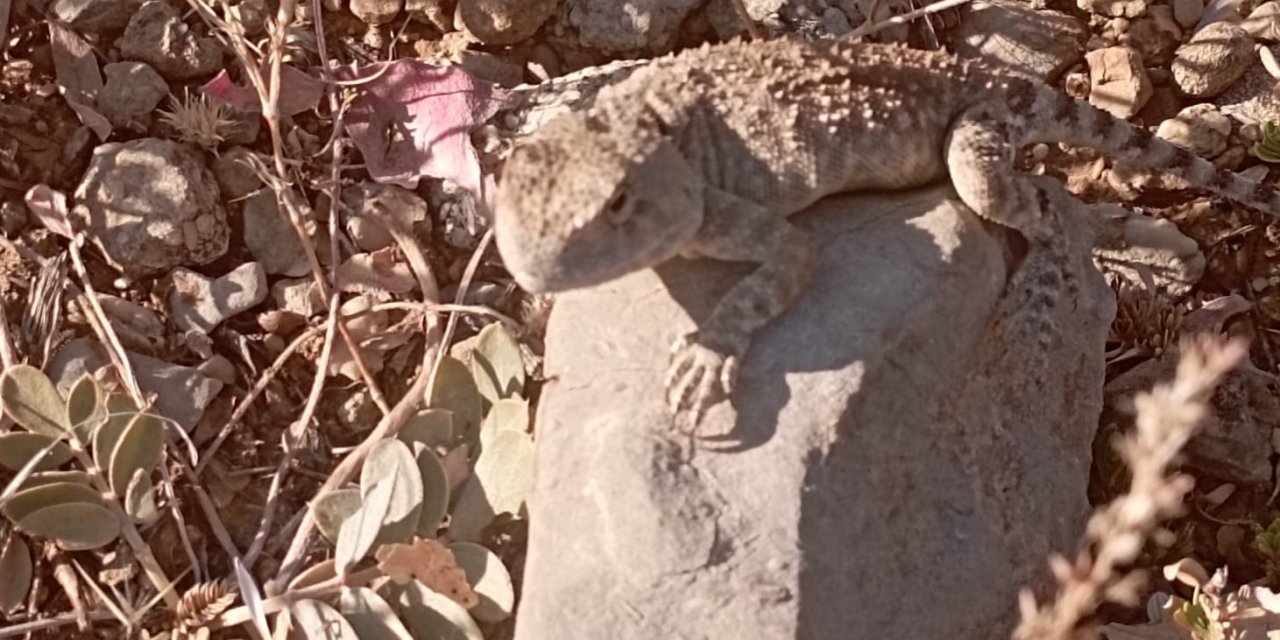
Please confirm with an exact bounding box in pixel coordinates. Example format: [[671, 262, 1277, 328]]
[[494, 37, 1280, 430]]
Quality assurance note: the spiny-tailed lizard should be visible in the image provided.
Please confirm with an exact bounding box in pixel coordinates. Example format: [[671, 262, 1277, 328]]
[[493, 37, 1279, 429]]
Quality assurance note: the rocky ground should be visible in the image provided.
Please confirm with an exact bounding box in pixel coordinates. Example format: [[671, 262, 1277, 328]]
[[1, 0, 1280, 638]]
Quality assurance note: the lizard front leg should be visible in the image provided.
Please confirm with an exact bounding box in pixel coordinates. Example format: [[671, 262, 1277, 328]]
[[667, 189, 815, 431]]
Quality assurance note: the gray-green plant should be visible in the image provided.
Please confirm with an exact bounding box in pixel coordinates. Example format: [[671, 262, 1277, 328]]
[[1254, 121, 1280, 163]]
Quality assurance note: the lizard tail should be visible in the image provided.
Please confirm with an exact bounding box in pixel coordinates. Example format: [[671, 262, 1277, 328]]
[[1022, 89, 1280, 218]]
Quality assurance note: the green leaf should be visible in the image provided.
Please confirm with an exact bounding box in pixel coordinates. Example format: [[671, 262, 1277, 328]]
[[479, 397, 529, 451], [290, 598, 358, 639], [390, 579, 483, 640], [448, 429, 534, 542], [411, 442, 450, 537], [107, 413, 165, 496], [0, 532, 32, 614], [0, 432, 75, 472], [314, 488, 363, 545], [3, 481, 103, 523], [449, 541, 515, 623], [426, 357, 482, 448], [469, 323, 525, 404], [92, 408, 133, 474], [16, 502, 120, 550], [339, 587, 413, 640], [122, 468, 158, 523], [18, 470, 94, 491], [399, 409, 455, 452], [359, 439, 423, 545], [65, 375, 106, 443], [335, 475, 396, 575], [0, 365, 69, 438]]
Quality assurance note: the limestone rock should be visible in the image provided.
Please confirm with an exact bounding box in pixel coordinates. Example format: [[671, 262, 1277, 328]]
[[1172, 21, 1255, 98]]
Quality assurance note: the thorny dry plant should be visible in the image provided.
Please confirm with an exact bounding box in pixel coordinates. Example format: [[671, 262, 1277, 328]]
[[1013, 335, 1248, 640], [157, 90, 240, 150]]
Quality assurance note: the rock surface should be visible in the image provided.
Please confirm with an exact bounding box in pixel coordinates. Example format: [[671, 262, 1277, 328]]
[[947, 0, 1084, 81], [72, 138, 229, 277], [568, 0, 703, 53], [97, 62, 168, 133], [167, 262, 269, 334], [515, 182, 1113, 639], [1171, 21, 1255, 98], [1086, 46, 1153, 118], [117, 1, 224, 81]]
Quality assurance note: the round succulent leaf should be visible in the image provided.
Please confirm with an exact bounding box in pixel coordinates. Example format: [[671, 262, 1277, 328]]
[[122, 468, 159, 524], [389, 579, 483, 640], [335, 475, 397, 575], [398, 409, 455, 452], [478, 398, 529, 451], [448, 541, 514, 623], [290, 598, 358, 639], [359, 439, 423, 545], [469, 323, 525, 404], [91, 409, 133, 472], [448, 429, 534, 542], [425, 357, 482, 448], [0, 532, 32, 614], [412, 442, 450, 537], [0, 432, 75, 472], [288, 559, 337, 591], [3, 481, 104, 523], [339, 586, 413, 640], [16, 502, 120, 550], [107, 412, 165, 496], [0, 365, 69, 438], [19, 470, 94, 490], [65, 374, 106, 443], [314, 487, 363, 544]]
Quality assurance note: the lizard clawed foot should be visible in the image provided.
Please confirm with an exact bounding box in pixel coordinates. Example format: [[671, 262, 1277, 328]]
[[665, 332, 740, 433]]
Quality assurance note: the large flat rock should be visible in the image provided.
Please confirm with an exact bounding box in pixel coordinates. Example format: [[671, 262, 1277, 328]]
[[514, 181, 1115, 639]]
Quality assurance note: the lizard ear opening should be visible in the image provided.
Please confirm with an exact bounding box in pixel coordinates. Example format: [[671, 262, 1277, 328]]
[[605, 192, 632, 224]]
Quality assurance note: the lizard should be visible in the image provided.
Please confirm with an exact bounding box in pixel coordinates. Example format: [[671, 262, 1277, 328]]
[[492, 37, 1280, 430]]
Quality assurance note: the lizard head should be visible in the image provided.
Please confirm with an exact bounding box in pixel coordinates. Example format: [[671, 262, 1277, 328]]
[[494, 114, 705, 293]]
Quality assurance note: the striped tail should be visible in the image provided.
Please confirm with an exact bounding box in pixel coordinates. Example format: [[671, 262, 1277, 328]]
[[1021, 87, 1280, 217]]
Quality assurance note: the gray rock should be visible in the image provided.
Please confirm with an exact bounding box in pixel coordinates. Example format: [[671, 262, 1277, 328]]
[[271, 278, 326, 317], [117, 1, 224, 81], [49, 338, 223, 432], [1093, 209, 1205, 298], [515, 182, 1111, 640], [350, 0, 403, 25], [947, 0, 1084, 81], [72, 138, 229, 277], [211, 147, 262, 201], [1120, 6, 1183, 67], [1172, 0, 1204, 27], [568, 0, 702, 53], [1243, 1, 1280, 41], [1172, 21, 1255, 98], [50, 0, 144, 32], [97, 293, 167, 353], [167, 262, 268, 334], [1078, 0, 1147, 17], [1217, 44, 1280, 124], [96, 62, 168, 133], [243, 190, 308, 277]]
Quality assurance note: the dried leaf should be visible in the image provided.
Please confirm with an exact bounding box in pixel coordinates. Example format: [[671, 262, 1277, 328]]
[[1, 365, 70, 438], [0, 532, 32, 615], [201, 65, 323, 117], [374, 537, 477, 608], [288, 559, 337, 592], [1163, 558, 1210, 588], [47, 21, 110, 140], [23, 184, 76, 240], [290, 599, 358, 639], [176, 579, 237, 629], [336, 248, 417, 295], [232, 557, 271, 640], [449, 542, 514, 623], [123, 467, 159, 523], [449, 429, 534, 542], [343, 60, 509, 207]]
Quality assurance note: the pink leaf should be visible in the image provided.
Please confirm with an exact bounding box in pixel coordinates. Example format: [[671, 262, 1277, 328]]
[[23, 184, 75, 239], [48, 21, 111, 141], [342, 60, 509, 209], [200, 65, 324, 117]]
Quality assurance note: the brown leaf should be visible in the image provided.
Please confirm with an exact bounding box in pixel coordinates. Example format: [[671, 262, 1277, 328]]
[[374, 537, 478, 609], [47, 21, 110, 140]]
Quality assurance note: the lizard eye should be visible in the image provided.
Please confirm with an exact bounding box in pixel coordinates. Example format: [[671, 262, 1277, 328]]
[[605, 192, 631, 224]]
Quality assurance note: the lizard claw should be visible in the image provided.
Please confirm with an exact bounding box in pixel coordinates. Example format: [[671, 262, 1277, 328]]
[[665, 333, 739, 432]]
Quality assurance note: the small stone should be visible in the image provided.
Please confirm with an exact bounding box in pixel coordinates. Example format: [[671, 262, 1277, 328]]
[[242, 191, 308, 277], [258, 310, 307, 335], [1171, 0, 1204, 28], [821, 7, 852, 34], [1119, 6, 1181, 66], [97, 294, 166, 353], [167, 262, 268, 334], [1156, 104, 1232, 158], [569, 0, 704, 53], [73, 138, 229, 277], [1078, 0, 1147, 18], [271, 278, 326, 317], [0, 200, 27, 236], [1085, 46, 1153, 118], [197, 355, 238, 386], [351, 0, 403, 25], [97, 62, 168, 133], [460, 0, 558, 45], [406, 0, 454, 31], [1243, 1, 1280, 41], [948, 0, 1085, 81], [212, 147, 262, 201], [338, 389, 379, 432], [117, 1, 224, 81], [50, 0, 144, 32], [1171, 21, 1255, 98], [459, 51, 525, 87], [347, 216, 394, 252]]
